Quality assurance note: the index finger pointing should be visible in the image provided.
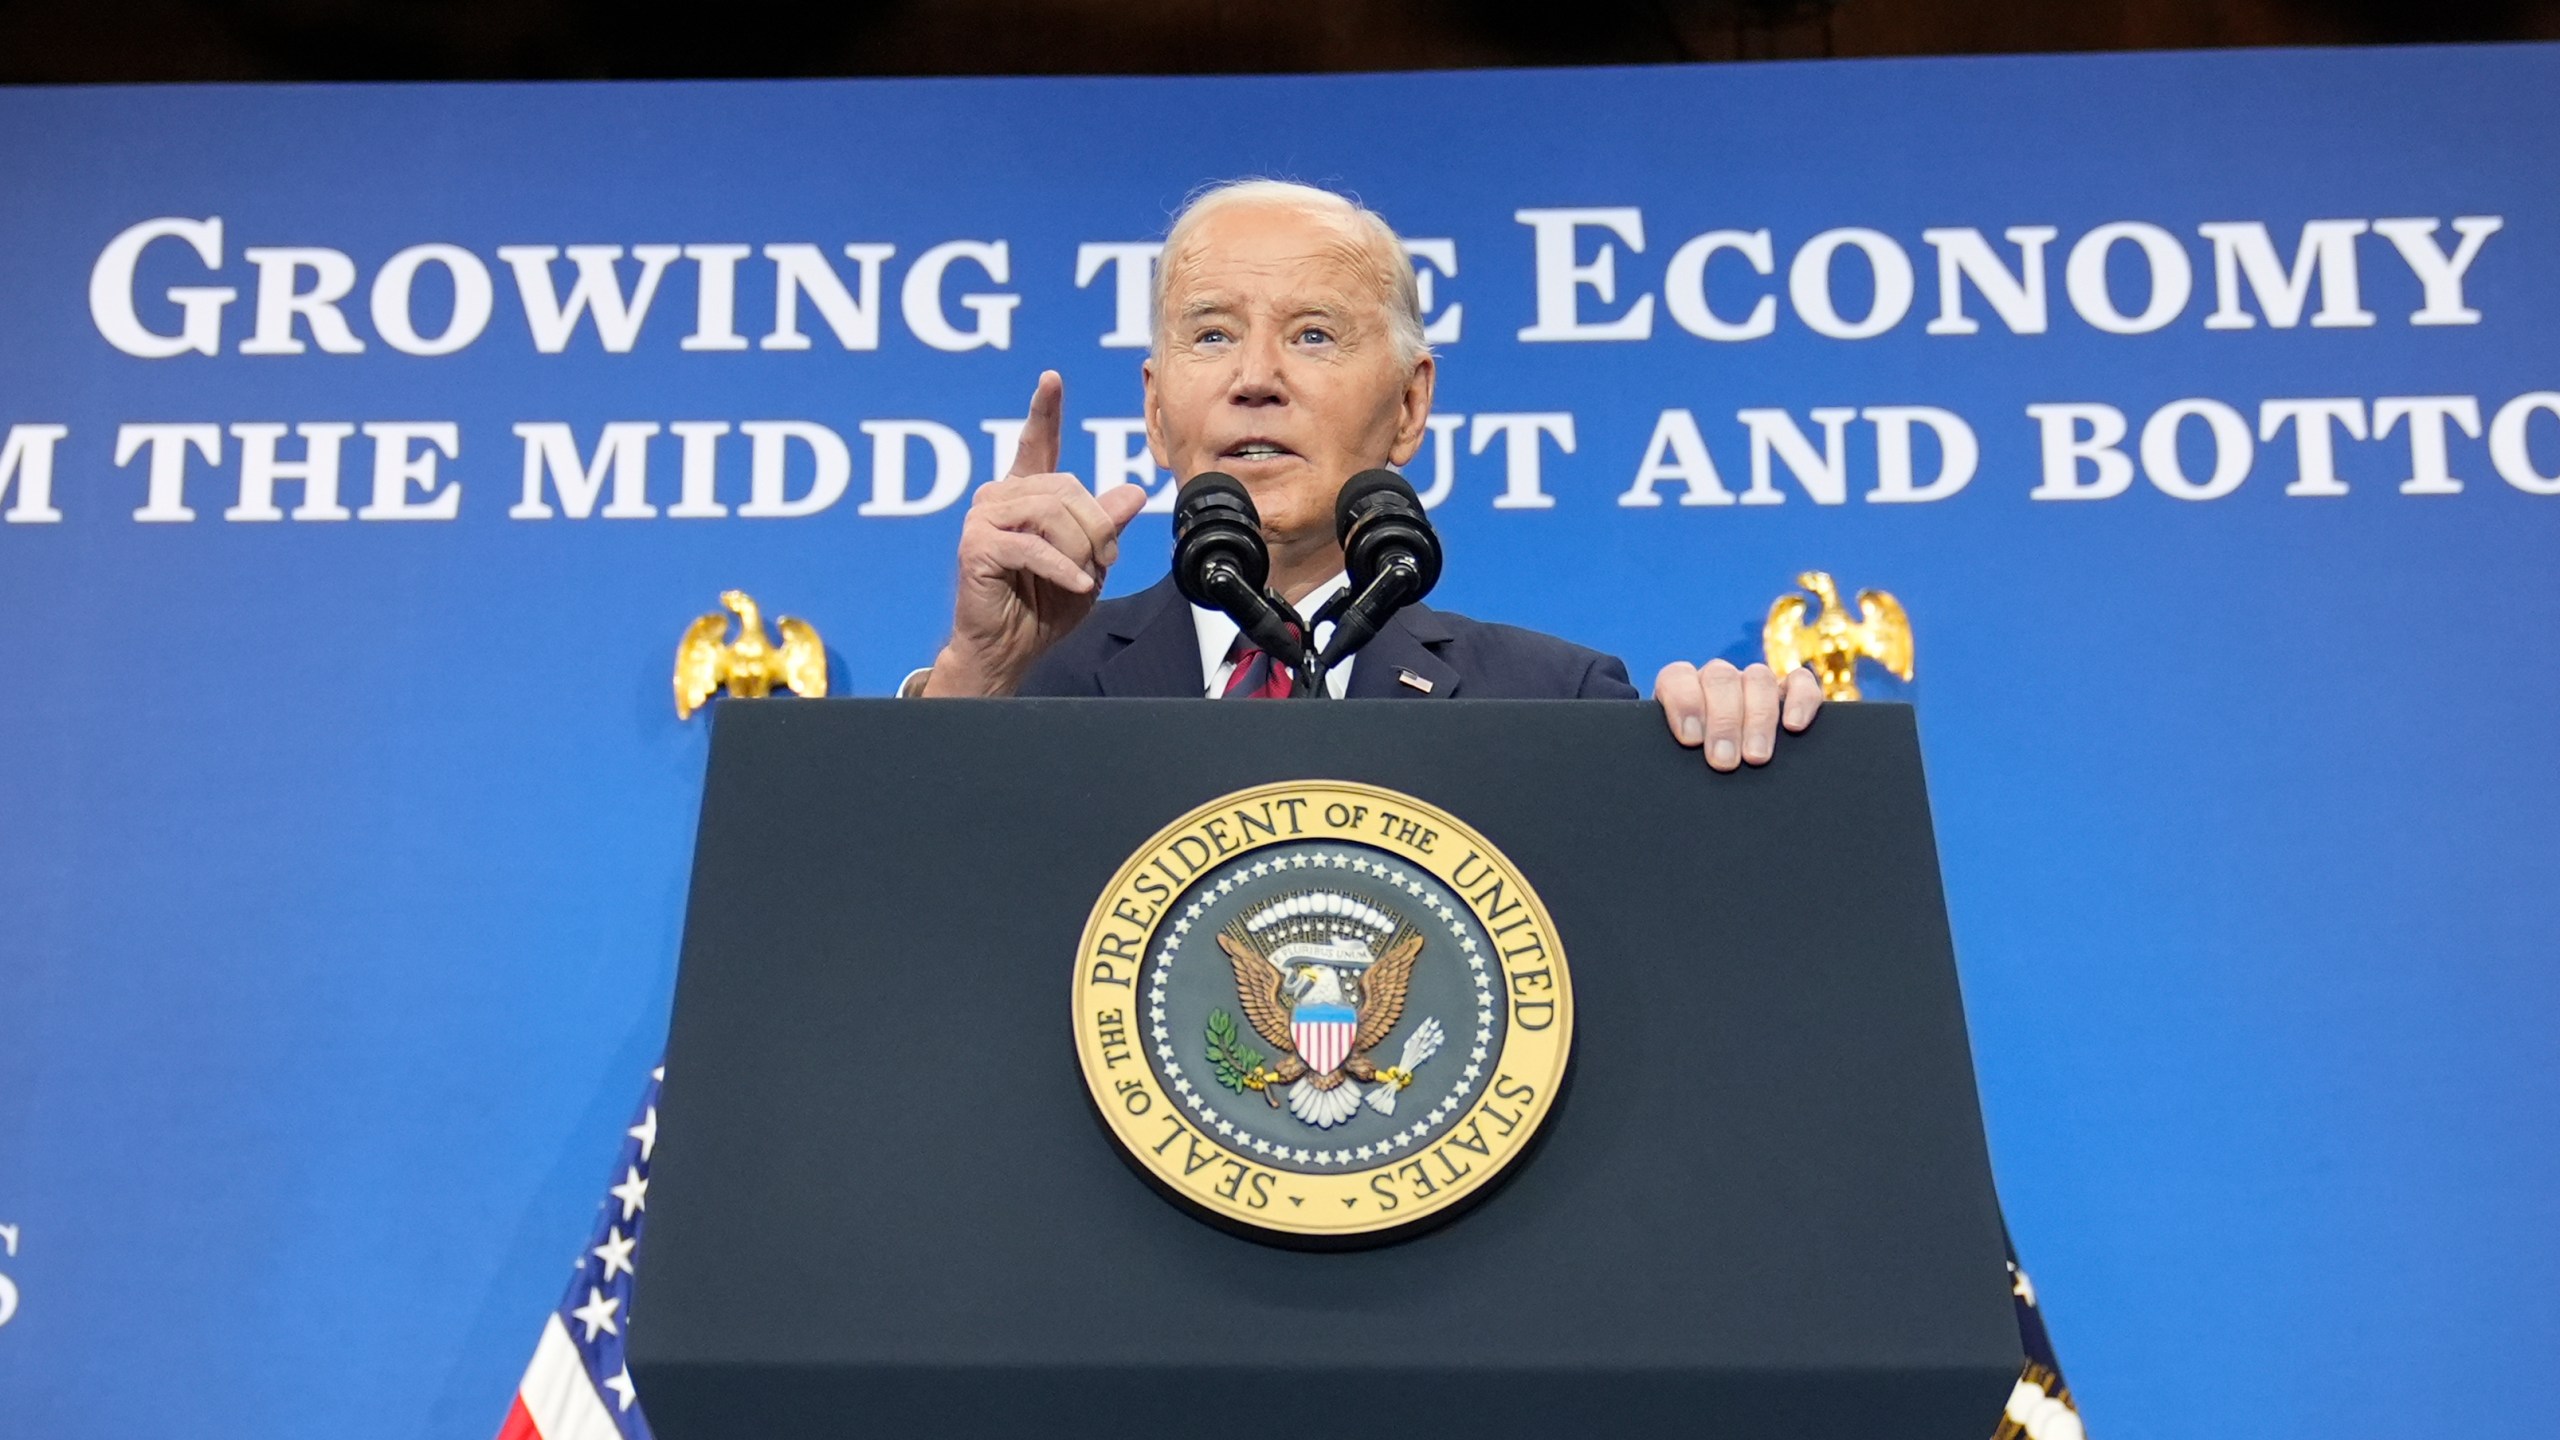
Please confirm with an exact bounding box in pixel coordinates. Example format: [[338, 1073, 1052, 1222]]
[[1006, 370, 1064, 478]]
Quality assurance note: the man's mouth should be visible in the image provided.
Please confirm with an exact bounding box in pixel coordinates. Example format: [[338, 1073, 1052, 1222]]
[[1222, 441, 1298, 463]]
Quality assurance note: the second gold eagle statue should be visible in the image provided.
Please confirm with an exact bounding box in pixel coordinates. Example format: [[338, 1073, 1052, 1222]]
[[674, 590, 829, 719], [1764, 571, 1913, 702]]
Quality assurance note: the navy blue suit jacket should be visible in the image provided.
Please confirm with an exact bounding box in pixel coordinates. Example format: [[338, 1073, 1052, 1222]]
[[1018, 576, 1639, 700]]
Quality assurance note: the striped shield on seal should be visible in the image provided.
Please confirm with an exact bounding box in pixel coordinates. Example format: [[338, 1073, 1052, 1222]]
[[1292, 1001, 1358, 1075]]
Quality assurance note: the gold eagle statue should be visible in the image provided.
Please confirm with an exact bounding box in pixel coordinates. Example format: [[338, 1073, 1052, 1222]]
[[673, 590, 828, 719], [1764, 570, 1913, 702]]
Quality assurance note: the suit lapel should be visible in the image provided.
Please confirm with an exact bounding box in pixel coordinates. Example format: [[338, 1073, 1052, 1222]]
[[1097, 577, 1205, 698], [1344, 602, 1460, 699]]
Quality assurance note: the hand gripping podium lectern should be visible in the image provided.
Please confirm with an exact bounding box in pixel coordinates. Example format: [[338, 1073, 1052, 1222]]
[[630, 699, 2020, 1439]]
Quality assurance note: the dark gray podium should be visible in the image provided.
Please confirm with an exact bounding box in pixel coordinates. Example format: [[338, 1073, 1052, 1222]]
[[630, 699, 2018, 1439]]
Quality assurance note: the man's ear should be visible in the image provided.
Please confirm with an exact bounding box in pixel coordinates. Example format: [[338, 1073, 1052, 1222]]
[[1386, 353, 1437, 466], [1141, 356, 1170, 469]]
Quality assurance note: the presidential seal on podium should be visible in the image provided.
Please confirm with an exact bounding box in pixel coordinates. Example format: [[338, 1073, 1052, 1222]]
[[1072, 781, 1573, 1245]]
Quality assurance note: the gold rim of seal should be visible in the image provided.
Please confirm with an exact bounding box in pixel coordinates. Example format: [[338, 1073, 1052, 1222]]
[[1071, 780, 1573, 1238]]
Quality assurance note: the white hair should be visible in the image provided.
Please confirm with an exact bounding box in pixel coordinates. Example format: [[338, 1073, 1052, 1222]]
[[1151, 178, 1430, 370]]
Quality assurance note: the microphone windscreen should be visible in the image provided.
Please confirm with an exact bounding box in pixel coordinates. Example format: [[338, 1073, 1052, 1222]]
[[1172, 469, 1270, 605], [1333, 468, 1416, 543], [1176, 470, 1256, 525], [1335, 468, 1440, 600]]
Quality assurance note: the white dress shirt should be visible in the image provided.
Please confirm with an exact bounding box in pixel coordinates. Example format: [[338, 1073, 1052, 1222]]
[[1195, 573, 1352, 698], [899, 572, 1356, 697]]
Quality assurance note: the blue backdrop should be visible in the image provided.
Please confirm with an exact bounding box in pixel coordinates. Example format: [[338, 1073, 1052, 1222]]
[[3, 44, 2557, 1439]]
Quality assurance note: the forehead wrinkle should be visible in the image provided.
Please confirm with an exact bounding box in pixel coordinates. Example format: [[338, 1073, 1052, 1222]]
[[1166, 277, 1379, 341], [1318, 232, 1402, 316], [1159, 205, 1400, 331]]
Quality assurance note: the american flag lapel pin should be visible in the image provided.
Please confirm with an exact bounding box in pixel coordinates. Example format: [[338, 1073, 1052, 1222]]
[[1397, 668, 1434, 693]]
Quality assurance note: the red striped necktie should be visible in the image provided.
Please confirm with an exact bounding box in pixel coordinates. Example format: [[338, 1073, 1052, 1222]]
[[1221, 629, 1302, 699]]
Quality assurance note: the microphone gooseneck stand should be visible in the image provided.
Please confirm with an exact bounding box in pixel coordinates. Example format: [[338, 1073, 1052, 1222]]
[[1306, 469, 1444, 694], [1172, 468, 1443, 700]]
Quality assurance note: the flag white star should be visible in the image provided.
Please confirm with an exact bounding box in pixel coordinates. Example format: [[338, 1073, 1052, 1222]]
[[1293, 1148, 1312, 1162], [1289, 854, 1309, 869], [1251, 861, 1270, 877], [1216, 1120, 1234, 1136], [1252, 1138, 1271, 1154], [1350, 858, 1372, 874], [1356, 1145, 1374, 1160], [1172, 919, 1191, 935], [1151, 1025, 1168, 1041], [1463, 1064, 1482, 1080], [627, 1107, 657, 1163], [1460, 936, 1479, 953], [1471, 1046, 1488, 1061], [609, 1167, 647, 1221], [571, 1286, 621, 1341], [591, 1225, 637, 1282], [603, 1365, 638, 1412], [1216, 876, 1236, 894]]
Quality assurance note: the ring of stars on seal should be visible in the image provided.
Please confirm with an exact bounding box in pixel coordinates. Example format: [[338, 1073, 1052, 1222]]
[[1073, 780, 1572, 1242]]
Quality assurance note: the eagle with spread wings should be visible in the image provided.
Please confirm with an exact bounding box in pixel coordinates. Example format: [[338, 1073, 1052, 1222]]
[[1215, 893, 1439, 1129], [1762, 569, 1911, 703], [673, 589, 828, 719]]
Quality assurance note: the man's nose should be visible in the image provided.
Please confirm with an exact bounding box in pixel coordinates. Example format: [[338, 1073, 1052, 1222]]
[[1227, 332, 1289, 407]]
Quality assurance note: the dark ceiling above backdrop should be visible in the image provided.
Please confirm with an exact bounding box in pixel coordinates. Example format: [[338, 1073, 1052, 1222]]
[[0, 0, 2554, 83]]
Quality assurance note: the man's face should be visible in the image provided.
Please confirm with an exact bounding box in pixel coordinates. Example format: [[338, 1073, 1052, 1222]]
[[1144, 202, 1435, 548]]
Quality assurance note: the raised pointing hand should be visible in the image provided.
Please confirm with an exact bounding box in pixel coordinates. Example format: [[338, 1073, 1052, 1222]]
[[924, 371, 1150, 697]]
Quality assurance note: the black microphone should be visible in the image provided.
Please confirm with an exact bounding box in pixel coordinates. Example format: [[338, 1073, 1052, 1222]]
[[1314, 469, 1442, 670], [1172, 472, 1307, 689]]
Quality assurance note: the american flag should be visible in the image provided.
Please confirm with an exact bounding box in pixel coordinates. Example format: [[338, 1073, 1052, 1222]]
[[1994, 1247, 2087, 1440], [496, 1066, 660, 1440]]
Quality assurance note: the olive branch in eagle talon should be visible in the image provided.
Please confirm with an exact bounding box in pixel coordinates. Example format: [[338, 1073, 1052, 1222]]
[[1205, 1009, 1273, 1093], [1203, 895, 1443, 1129]]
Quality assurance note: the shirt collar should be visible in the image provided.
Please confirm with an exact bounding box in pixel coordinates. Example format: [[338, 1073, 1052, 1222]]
[[1191, 572, 1351, 686]]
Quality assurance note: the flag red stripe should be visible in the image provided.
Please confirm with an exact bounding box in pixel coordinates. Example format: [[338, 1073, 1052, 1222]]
[[496, 1395, 542, 1440]]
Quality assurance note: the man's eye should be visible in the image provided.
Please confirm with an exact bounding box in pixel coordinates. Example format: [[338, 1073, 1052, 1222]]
[[1196, 327, 1230, 345], [1297, 327, 1333, 345]]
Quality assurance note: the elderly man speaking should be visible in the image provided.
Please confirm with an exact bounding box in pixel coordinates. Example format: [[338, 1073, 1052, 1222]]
[[914, 178, 1821, 767]]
